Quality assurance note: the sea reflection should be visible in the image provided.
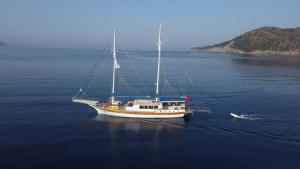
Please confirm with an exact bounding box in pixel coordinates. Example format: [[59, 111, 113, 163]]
[[231, 55, 300, 68], [88, 115, 189, 168], [92, 114, 188, 132]]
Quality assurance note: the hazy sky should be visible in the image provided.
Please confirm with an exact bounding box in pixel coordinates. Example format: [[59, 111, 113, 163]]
[[0, 0, 299, 49]]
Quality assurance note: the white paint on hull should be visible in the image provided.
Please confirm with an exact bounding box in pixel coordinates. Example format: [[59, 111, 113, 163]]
[[72, 98, 98, 106], [73, 98, 185, 118], [92, 106, 185, 118]]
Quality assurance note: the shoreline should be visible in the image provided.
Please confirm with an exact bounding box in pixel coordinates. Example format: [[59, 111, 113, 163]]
[[191, 47, 300, 56]]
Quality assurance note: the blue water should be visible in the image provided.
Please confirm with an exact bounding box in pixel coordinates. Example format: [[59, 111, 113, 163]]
[[1, 48, 300, 169]]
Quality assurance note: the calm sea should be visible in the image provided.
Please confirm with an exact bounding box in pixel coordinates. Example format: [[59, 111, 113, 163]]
[[1, 47, 300, 169]]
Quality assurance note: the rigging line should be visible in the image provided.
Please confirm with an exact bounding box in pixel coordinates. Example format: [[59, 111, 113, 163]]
[[82, 53, 110, 96], [177, 59, 187, 95], [116, 63, 145, 95], [164, 38, 184, 95], [164, 54, 180, 95], [160, 61, 167, 96], [169, 58, 184, 95], [74, 89, 81, 98], [81, 36, 114, 96], [184, 69, 195, 87], [74, 55, 101, 98], [165, 27, 186, 95], [158, 24, 176, 95], [160, 58, 175, 95], [160, 58, 168, 95], [160, 59, 168, 95], [176, 65, 185, 95], [161, 58, 171, 95], [157, 34, 181, 96], [116, 68, 129, 93], [116, 69, 137, 94], [74, 37, 113, 98], [162, 79, 171, 95], [119, 40, 150, 96]]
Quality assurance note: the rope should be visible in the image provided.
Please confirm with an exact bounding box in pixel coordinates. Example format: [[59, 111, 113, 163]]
[[74, 58, 100, 98], [162, 31, 186, 96], [81, 54, 110, 96], [119, 40, 150, 96], [184, 69, 195, 87], [116, 68, 137, 94], [74, 37, 112, 98]]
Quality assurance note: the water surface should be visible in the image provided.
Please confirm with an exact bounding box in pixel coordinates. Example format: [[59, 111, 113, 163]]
[[1, 48, 300, 169]]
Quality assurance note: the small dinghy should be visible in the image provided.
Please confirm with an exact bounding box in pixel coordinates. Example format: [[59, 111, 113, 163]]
[[230, 113, 241, 118], [230, 113, 262, 120]]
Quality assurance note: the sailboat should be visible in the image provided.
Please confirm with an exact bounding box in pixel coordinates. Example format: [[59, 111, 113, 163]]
[[72, 23, 190, 118]]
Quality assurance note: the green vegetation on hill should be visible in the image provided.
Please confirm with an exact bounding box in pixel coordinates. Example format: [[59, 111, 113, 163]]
[[192, 27, 300, 55]]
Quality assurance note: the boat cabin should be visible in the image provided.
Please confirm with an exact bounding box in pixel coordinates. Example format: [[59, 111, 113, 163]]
[[125, 99, 185, 112]]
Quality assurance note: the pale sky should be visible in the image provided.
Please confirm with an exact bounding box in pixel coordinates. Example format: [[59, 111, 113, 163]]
[[0, 0, 299, 49]]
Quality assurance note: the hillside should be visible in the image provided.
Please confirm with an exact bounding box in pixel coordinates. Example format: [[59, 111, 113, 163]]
[[192, 27, 300, 56]]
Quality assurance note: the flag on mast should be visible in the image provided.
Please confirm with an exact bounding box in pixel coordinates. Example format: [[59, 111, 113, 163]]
[[112, 30, 120, 69], [114, 59, 120, 69]]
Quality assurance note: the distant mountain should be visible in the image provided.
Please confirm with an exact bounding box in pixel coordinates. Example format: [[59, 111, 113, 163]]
[[0, 41, 7, 46], [192, 27, 300, 56]]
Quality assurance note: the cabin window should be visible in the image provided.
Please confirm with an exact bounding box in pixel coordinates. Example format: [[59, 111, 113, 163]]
[[128, 103, 133, 107], [149, 106, 153, 109], [144, 106, 148, 109], [140, 105, 144, 109], [154, 106, 158, 109]]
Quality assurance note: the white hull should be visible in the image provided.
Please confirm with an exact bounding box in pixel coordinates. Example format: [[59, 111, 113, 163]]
[[93, 106, 185, 118], [72, 98, 185, 118]]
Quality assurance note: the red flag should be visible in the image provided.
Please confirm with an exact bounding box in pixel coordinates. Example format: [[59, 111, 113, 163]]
[[184, 95, 190, 102]]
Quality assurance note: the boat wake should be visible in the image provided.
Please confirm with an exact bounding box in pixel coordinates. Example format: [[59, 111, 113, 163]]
[[189, 105, 212, 114], [230, 113, 263, 120], [193, 109, 212, 114]]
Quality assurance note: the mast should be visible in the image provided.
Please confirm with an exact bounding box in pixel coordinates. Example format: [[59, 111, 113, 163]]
[[155, 23, 162, 100], [112, 30, 116, 97]]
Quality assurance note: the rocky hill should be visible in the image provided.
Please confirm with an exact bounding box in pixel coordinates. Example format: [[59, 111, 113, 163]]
[[192, 27, 300, 56]]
